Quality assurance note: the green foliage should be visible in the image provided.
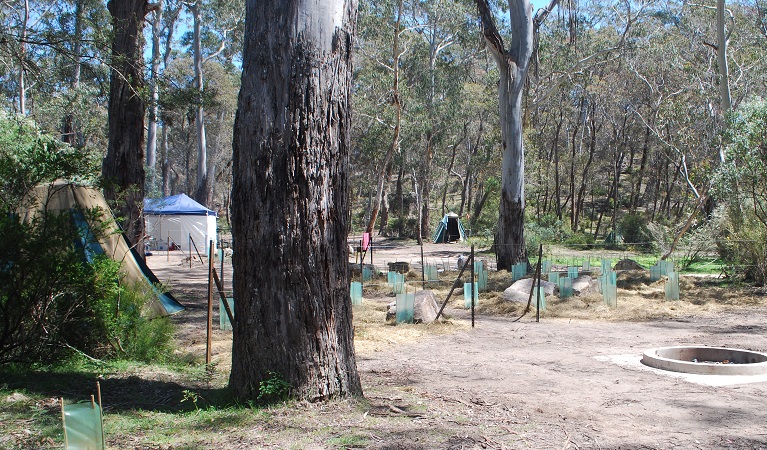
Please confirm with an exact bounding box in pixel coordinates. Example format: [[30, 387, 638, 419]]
[[563, 232, 596, 250], [257, 371, 291, 403], [0, 113, 99, 204], [0, 114, 173, 365], [618, 214, 653, 251], [716, 99, 767, 225], [712, 99, 767, 283], [713, 206, 767, 284], [89, 259, 175, 363], [525, 217, 568, 255]]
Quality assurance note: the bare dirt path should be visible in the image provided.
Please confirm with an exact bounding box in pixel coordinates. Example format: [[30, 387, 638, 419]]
[[147, 241, 767, 449], [358, 308, 767, 449]]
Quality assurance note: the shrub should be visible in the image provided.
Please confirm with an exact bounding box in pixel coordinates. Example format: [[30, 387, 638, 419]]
[[618, 214, 653, 251], [0, 114, 174, 364]]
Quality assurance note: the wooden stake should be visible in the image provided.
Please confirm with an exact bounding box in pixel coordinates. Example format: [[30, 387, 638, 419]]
[[206, 240, 214, 365], [60, 398, 68, 448]]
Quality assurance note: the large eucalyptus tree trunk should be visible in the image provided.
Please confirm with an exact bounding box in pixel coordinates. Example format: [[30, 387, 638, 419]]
[[230, 0, 362, 402], [477, 0, 557, 270], [104, 0, 154, 249]]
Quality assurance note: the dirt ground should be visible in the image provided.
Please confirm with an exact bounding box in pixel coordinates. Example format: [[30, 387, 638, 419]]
[[146, 239, 767, 449]]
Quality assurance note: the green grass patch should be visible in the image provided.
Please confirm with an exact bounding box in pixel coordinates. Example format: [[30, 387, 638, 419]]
[[326, 433, 369, 448]]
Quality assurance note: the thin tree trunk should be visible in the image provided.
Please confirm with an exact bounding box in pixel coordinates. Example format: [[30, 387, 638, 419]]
[[192, 1, 209, 206], [716, 0, 731, 127], [630, 124, 651, 212], [18, 0, 29, 115], [146, 5, 163, 178], [574, 115, 597, 231], [441, 124, 468, 216], [230, 0, 361, 401], [62, 0, 83, 145], [378, 163, 392, 236], [365, 0, 403, 234], [553, 110, 563, 220], [396, 164, 404, 237]]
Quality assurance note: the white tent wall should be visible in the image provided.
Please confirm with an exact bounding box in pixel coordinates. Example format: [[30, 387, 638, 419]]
[[145, 214, 217, 255]]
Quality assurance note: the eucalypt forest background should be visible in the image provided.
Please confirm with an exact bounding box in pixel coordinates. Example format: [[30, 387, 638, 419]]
[[5, 0, 767, 276], [0, 0, 767, 448], [2, 0, 767, 397]]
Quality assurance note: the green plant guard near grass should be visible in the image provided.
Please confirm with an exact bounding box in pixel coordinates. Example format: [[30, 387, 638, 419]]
[[601, 259, 612, 275], [424, 264, 439, 282], [665, 271, 680, 301], [558, 277, 573, 298], [477, 268, 488, 292], [391, 273, 406, 294], [395, 292, 415, 323], [220, 297, 234, 330], [464, 282, 478, 308], [535, 287, 546, 312], [350, 282, 363, 305], [650, 265, 661, 281], [512, 263, 526, 281], [62, 401, 105, 450]]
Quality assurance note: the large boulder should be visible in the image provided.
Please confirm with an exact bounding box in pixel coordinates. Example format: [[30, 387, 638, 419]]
[[386, 290, 441, 323], [572, 275, 597, 295], [503, 278, 556, 303]]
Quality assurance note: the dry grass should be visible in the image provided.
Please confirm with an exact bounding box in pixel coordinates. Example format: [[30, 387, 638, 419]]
[[404, 268, 767, 323], [352, 294, 470, 355]]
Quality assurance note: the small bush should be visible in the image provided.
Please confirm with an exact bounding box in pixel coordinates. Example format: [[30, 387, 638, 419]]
[[89, 258, 175, 362], [258, 371, 291, 403], [618, 214, 653, 251]]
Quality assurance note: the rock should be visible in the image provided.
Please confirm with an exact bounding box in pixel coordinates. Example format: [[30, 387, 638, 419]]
[[413, 290, 440, 323], [503, 278, 557, 303], [572, 275, 596, 295], [386, 290, 441, 323], [613, 259, 644, 270], [503, 287, 530, 304]]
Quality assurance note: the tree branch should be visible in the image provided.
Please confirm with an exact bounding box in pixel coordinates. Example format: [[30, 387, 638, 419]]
[[475, 0, 505, 64]]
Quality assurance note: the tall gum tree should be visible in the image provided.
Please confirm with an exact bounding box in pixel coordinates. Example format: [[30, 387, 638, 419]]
[[104, 0, 157, 248], [230, 0, 362, 401], [477, 0, 557, 270]]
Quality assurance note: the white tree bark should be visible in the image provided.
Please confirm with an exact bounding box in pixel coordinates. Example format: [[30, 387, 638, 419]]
[[192, 0, 209, 205]]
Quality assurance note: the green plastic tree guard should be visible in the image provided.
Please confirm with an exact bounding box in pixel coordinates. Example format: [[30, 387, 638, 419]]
[[350, 282, 363, 305], [395, 292, 415, 323], [220, 297, 234, 330], [62, 402, 104, 450], [665, 271, 680, 301]]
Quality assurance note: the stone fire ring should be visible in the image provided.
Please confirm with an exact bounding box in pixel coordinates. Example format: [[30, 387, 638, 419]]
[[642, 346, 767, 376]]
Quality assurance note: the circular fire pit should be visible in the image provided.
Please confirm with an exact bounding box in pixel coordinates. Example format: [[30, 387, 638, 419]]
[[642, 346, 767, 375]]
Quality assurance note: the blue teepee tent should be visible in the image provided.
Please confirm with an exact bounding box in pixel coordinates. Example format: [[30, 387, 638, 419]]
[[432, 212, 467, 243]]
